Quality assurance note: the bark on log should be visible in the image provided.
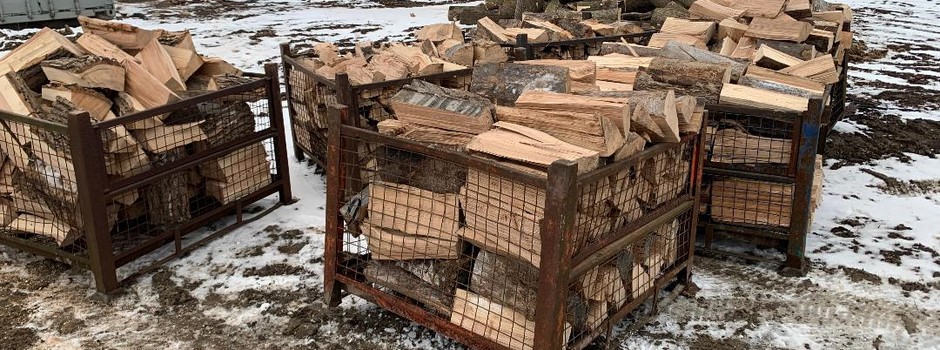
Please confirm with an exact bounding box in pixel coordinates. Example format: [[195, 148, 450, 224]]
[[365, 260, 455, 316], [40, 56, 125, 92], [0, 28, 84, 77], [392, 80, 494, 134], [79, 15, 164, 51], [658, 41, 749, 82], [144, 148, 191, 229], [634, 57, 731, 105], [470, 63, 570, 106]]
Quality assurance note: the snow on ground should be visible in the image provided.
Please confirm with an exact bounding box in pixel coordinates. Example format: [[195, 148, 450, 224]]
[[1, 0, 940, 349]]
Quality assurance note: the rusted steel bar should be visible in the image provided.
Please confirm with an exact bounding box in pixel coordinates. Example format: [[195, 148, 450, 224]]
[[324, 103, 346, 307], [0, 110, 68, 133], [340, 125, 547, 188], [702, 166, 795, 184], [683, 123, 707, 283], [96, 79, 268, 128], [0, 234, 90, 268], [703, 104, 801, 122], [338, 276, 511, 350], [281, 53, 339, 89], [348, 69, 474, 92], [578, 135, 696, 186], [702, 221, 789, 238], [571, 200, 694, 279], [113, 182, 281, 266], [106, 129, 277, 198], [534, 160, 579, 350], [785, 98, 823, 273], [280, 43, 307, 162], [568, 260, 690, 350], [68, 111, 119, 295], [265, 63, 295, 204], [502, 30, 656, 50], [573, 195, 692, 267]]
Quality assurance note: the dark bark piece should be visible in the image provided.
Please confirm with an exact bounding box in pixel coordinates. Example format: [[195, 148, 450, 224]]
[[754, 39, 817, 60], [449, 5, 500, 25], [659, 41, 749, 81], [470, 63, 570, 106], [365, 260, 455, 316], [599, 42, 663, 56], [391, 80, 494, 134], [634, 57, 730, 104], [144, 148, 192, 228], [40, 56, 125, 92]]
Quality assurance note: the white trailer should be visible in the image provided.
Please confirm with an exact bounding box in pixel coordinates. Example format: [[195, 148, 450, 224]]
[[1, 0, 114, 26]]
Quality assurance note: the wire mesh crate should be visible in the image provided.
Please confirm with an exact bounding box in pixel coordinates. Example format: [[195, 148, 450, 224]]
[[323, 103, 703, 350], [0, 64, 293, 296], [698, 100, 826, 273], [280, 43, 474, 169]]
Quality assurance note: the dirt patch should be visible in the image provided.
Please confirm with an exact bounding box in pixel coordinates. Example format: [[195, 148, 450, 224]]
[[152, 269, 196, 307], [888, 232, 915, 241], [688, 335, 753, 350], [888, 277, 933, 294], [249, 28, 277, 42], [243, 263, 308, 277], [847, 39, 888, 63], [831, 226, 859, 238], [839, 218, 865, 227], [0, 276, 39, 350], [839, 266, 883, 285], [826, 95, 940, 166], [22, 259, 70, 290], [860, 168, 940, 196], [51, 307, 87, 335], [278, 242, 309, 255]]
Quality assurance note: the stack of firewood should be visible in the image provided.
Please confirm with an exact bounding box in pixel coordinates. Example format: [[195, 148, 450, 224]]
[[346, 56, 700, 348], [586, 0, 850, 227], [288, 22, 510, 158], [0, 17, 270, 247], [292, 22, 509, 86]]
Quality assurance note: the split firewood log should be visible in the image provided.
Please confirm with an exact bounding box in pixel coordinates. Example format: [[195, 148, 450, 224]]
[[40, 56, 125, 92], [470, 63, 571, 106], [391, 80, 494, 135]]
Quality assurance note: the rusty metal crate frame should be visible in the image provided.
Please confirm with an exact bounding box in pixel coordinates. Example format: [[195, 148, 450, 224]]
[[698, 97, 827, 273], [322, 102, 705, 350], [280, 43, 475, 169], [0, 64, 294, 297]]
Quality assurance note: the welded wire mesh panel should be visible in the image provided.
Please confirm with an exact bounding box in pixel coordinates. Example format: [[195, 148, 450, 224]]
[[285, 55, 472, 168], [830, 67, 847, 125], [0, 117, 86, 255], [704, 111, 796, 175], [287, 62, 332, 167], [565, 210, 694, 348], [102, 85, 277, 258], [336, 131, 553, 350], [703, 175, 795, 228], [576, 140, 695, 250]]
